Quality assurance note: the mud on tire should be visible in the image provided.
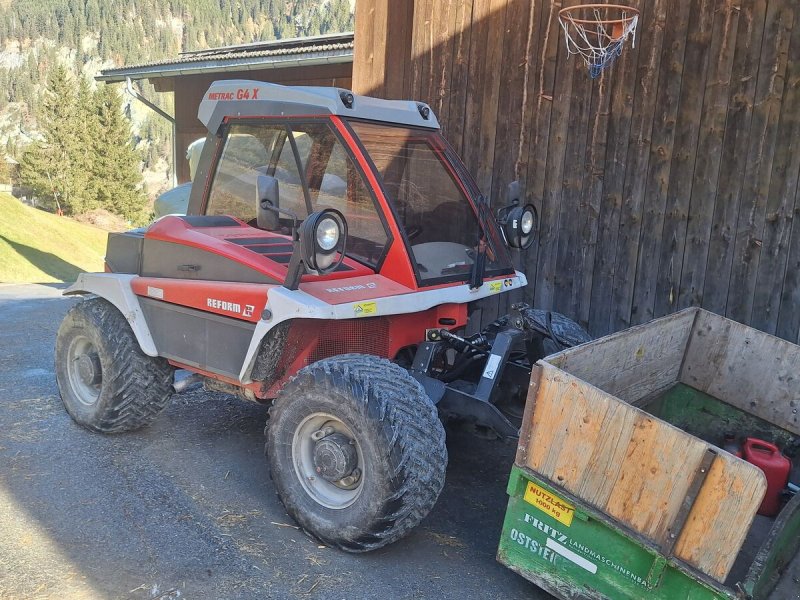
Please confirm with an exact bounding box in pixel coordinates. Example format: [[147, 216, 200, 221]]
[[55, 297, 174, 433], [265, 354, 447, 552]]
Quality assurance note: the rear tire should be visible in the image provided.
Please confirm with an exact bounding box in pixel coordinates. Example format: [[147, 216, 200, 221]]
[[266, 354, 447, 552], [522, 309, 592, 355], [55, 297, 174, 433]]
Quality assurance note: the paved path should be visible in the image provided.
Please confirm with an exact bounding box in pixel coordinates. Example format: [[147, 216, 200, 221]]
[[0, 284, 547, 600]]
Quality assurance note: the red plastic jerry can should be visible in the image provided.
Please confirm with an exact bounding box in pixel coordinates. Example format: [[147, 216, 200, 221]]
[[742, 437, 792, 517]]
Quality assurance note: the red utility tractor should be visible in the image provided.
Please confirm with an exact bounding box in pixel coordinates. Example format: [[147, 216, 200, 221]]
[[55, 81, 590, 552]]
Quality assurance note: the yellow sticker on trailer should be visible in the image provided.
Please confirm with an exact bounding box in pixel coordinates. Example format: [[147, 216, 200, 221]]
[[353, 301, 378, 317], [524, 481, 575, 527]]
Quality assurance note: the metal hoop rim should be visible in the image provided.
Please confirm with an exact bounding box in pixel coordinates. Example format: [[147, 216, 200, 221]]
[[558, 3, 640, 26]]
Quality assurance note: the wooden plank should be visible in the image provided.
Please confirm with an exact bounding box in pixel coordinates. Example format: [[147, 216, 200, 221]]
[[533, 10, 576, 313], [489, 0, 538, 206], [523, 367, 616, 489], [426, 0, 458, 129], [677, 0, 742, 311], [725, 2, 794, 325], [524, 357, 767, 582], [701, 0, 768, 315], [553, 42, 594, 324], [586, 0, 644, 336], [408, 0, 433, 103], [523, 363, 718, 558], [573, 398, 639, 504], [680, 309, 800, 435], [674, 453, 767, 581], [602, 412, 709, 545], [610, 0, 669, 332], [629, 0, 693, 325], [574, 67, 611, 330], [383, 0, 415, 99], [521, 0, 561, 307], [776, 160, 800, 342], [651, 0, 715, 320], [547, 308, 696, 403], [471, 0, 506, 195], [352, 0, 383, 96], [461, 0, 506, 191], [490, 0, 540, 315], [752, 5, 800, 335], [444, 0, 475, 156]]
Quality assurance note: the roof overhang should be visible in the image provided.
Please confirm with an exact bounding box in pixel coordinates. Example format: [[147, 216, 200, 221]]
[[97, 32, 354, 84]]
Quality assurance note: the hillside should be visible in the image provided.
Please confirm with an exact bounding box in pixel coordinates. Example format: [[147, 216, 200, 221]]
[[0, 0, 353, 197], [0, 193, 108, 282]]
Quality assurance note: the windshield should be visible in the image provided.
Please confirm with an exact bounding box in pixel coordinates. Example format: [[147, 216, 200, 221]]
[[348, 121, 513, 284], [205, 121, 390, 268]]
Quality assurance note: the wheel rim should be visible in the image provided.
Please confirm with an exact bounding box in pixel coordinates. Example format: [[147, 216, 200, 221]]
[[291, 412, 365, 509], [66, 335, 102, 406]]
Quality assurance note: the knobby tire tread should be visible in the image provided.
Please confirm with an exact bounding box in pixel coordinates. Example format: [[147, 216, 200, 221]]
[[57, 297, 173, 433], [267, 354, 447, 552]]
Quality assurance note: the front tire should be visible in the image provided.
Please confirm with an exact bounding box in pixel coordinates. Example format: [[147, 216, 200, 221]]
[[266, 354, 447, 552], [55, 297, 174, 433]]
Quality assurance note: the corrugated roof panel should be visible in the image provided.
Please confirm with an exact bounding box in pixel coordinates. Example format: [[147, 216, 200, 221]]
[[98, 32, 354, 82]]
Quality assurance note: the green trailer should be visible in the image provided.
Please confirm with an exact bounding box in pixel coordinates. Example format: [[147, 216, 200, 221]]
[[497, 308, 800, 599]]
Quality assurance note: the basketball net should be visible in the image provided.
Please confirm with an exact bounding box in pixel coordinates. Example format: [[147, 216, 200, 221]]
[[558, 5, 639, 79]]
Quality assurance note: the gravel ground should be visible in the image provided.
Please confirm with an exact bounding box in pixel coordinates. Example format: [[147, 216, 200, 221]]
[[0, 283, 547, 600]]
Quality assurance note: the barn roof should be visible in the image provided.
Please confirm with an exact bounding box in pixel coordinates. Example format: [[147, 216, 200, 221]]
[[97, 31, 354, 83]]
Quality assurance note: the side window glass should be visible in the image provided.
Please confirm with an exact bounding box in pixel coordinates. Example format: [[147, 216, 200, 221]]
[[292, 123, 388, 266], [271, 131, 311, 218], [206, 121, 389, 269], [206, 124, 282, 222]]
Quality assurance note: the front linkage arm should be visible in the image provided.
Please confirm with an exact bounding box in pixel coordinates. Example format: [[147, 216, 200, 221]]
[[409, 303, 591, 440]]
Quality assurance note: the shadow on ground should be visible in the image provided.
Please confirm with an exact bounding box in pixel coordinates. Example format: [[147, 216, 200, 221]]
[[0, 286, 546, 600], [0, 234, 84, 282]]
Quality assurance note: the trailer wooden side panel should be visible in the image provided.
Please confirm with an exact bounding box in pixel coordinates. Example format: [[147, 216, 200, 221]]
[[546, 309, 696, 404], [520, 361, 767, 581], [681, 310, 800, 436], [674, 453, 768, 578]]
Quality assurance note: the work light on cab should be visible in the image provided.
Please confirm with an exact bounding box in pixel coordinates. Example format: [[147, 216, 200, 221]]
[[303, 209, 347, 273], [501, 203, 538, 250]]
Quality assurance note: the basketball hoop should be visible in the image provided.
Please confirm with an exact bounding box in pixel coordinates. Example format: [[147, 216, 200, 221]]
[[558, 4, 639, 79]]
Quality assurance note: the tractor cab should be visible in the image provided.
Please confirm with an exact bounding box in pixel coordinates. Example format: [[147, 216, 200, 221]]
[[153, 80, 525, 294]]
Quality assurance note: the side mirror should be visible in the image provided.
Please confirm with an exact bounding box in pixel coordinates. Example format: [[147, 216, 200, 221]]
[[256, 174, 280, 230], [507, 180, 521, 205]]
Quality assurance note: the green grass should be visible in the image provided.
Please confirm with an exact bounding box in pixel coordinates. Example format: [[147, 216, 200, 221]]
[[0, 192, 109, 283]]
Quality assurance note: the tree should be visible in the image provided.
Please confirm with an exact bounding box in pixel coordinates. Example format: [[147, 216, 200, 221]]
[[89, 84, 148, 224], [18, 65, 87, 214]]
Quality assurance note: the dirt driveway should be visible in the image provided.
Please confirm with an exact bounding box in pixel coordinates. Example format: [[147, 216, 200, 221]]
[[0, 284, 547, 600]]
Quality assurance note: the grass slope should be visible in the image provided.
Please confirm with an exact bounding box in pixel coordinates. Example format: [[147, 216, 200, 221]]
[[0, 193, 108, 283]]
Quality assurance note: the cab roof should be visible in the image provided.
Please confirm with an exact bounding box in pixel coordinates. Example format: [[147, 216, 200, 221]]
[[198, 80, 440, 134]]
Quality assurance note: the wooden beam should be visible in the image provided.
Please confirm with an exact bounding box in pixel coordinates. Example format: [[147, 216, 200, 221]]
[[352, 0, 414, 98]]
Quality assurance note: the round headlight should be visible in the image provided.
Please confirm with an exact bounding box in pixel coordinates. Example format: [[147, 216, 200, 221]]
[[520, 209, 534, 235], [316, 217, 340, 251], [298, 209, 348, 275], [502, 203, 538, 250]]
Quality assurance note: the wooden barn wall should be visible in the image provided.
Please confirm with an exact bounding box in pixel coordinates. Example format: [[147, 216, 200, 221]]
[[354, 0, 800, 341]]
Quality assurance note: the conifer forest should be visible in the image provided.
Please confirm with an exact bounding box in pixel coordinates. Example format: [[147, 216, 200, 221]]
[[0, 0, 354, 223]]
